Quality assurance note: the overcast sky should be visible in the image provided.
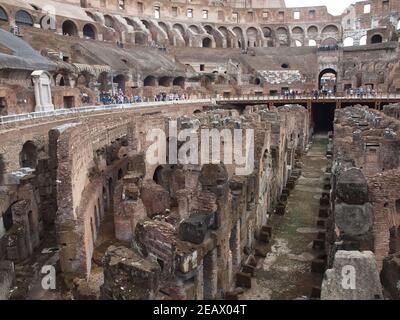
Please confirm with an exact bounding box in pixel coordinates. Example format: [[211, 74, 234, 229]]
[[285, 0, 357, 15]]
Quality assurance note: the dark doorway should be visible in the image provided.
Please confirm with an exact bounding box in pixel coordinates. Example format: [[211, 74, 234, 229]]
[[3, 206, 13, 231], [20, 141, 37, 168], [63, 96, 75, 109], [312, 103, 335, 132]]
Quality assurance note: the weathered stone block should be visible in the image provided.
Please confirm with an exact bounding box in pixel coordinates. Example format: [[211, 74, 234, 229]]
[[178, 211, 215, 244], [336, 168, 368, 205], [100, 245, 161, 300], [334, 202, 373, 236], [321, 251, 383, 300]]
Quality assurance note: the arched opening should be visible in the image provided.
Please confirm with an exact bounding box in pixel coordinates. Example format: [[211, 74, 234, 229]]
[[204, 25, 213, 35], [118, 168, 123, 180], [246, 27, 259, 47], [173, 77, 185, 88], [321, 37, 338, 46], [359, 35, 367, 45], [62, 20, 78, 36], [371, 34, 383, 44], [319, 68, 337, 92], [144, 75, 156, 87], [3, 206, 13, 231], [189, 25, 200, 34], [295, 40, 302, 47], [0, 6, 8, 21], [104, 15, 114, 29], [233, 27, 245, 48], [202, 37, 212, 48], [255, 78, 261, 85], [113, 74, 125, 92], [19, 141, 37, 169], [15, 10, 33, 26], [158, 76, 171, 87], [153, 165, 164, 185], [276, 27, 289, 47], [307, 26, 318, 36], [55, 74, 66, 86], [83, 24, 96, 40], [308, 39, 317, 46], [343, 37, 354, 47]]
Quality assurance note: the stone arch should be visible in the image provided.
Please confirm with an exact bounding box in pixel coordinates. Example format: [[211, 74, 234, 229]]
[[232, 26, 245, 48], [188, 25, 200, 34], [321, 37, 338, 46], [173, 23, 185, 37], [20, 141, 37, 169], [62, 20, 78, 36], [15, 10, 33, 26], [262, 27, 272, 38], [276, 27, 289, 46], [173, 76, 185, 88], [158, 76, 172, 87], [343, 37, 354, 47], [104, 14, 115, 29], [292, 26, 304, 35], [83, 23, 96, 40], [246, 27, 259, 47], [173, 23, 187, 45], [158, 21, 172, 45], [54, 73, 66, 86], [321, 24, 339, 39], [0, 5, 8, 21], [204, 25, 213, 35], [371, 34, 383, 44], [319, 68, 337, 91], [202, 37, 212, 48], [218, 26, 232, 47], [113, 74, 125, 92], [307, 25, 318, 37], [144, 75, 156, 87]]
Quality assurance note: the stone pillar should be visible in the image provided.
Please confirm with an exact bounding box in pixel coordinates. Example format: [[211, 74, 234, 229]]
[[31, 70, 54, 112], [195, 263, 204, 300], [203, 247, 218, 299], [230, 220, 241, 270]]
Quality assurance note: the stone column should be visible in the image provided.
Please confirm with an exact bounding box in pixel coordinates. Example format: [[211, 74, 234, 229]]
[[203, 247, 218, 299]]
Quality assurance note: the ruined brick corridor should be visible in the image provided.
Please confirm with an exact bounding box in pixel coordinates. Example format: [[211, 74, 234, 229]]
[[242, 135, 328, 300]]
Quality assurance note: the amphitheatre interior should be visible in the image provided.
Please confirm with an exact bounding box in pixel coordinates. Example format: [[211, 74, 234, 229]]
[[0, 0, 400, 301]]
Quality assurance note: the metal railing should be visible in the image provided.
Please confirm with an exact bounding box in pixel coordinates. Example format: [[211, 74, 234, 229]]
[[216, 94, 400, 102], [0, 98, 215, 125]]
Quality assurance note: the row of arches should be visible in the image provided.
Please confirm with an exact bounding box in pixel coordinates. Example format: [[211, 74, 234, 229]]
[[0, 5, 98, 40], [143, 76, 185, 88], [343, 34, 383, 47]]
